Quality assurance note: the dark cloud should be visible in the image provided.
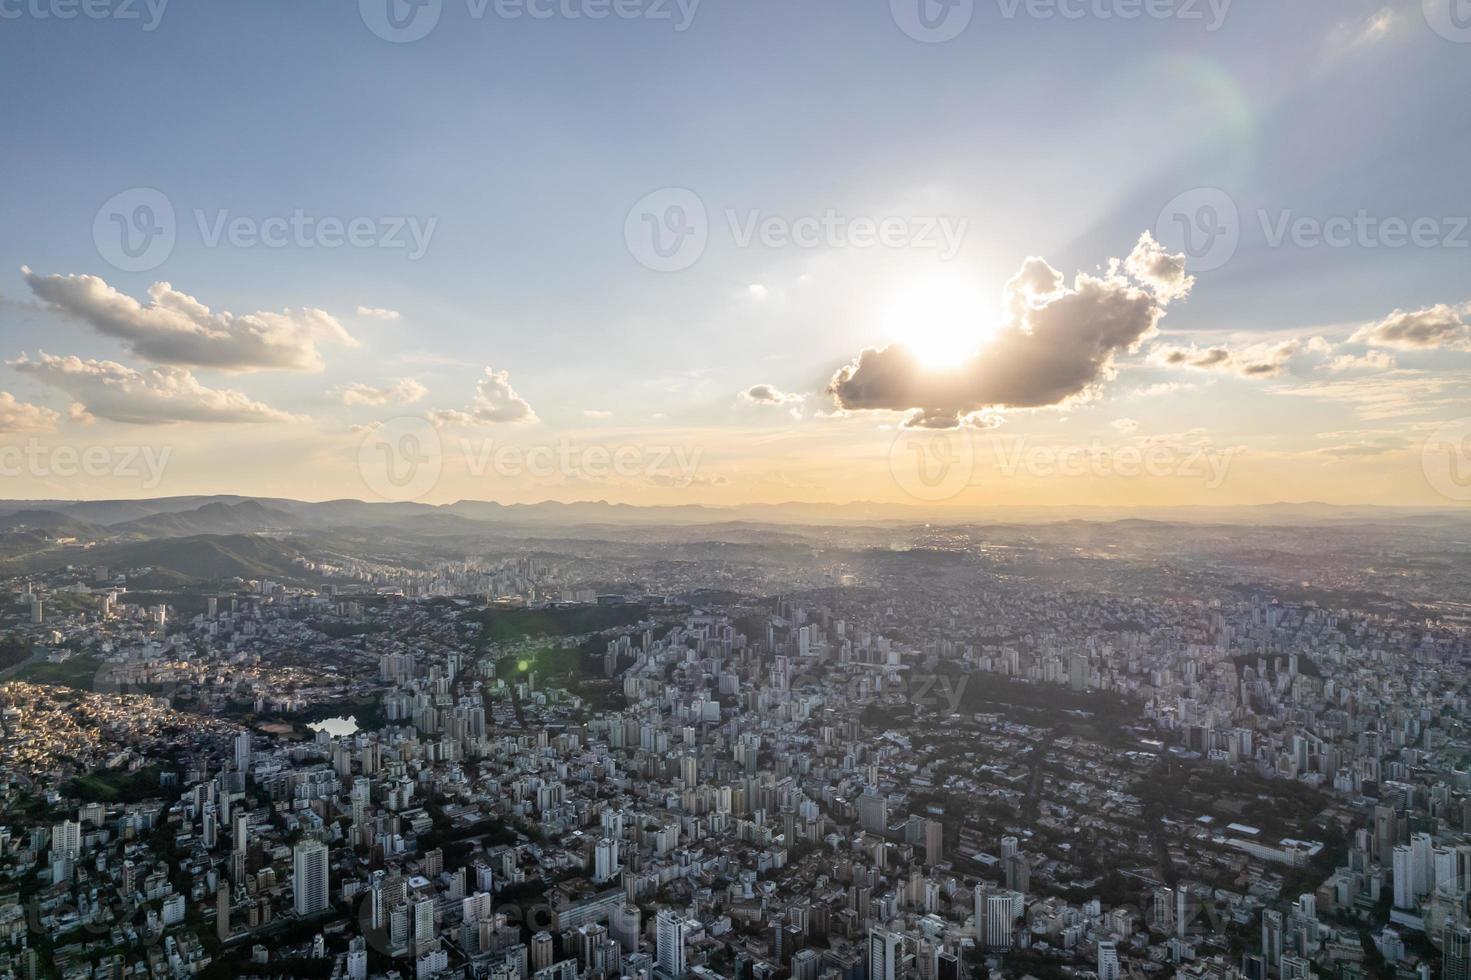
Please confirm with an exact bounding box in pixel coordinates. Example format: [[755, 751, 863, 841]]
[[827, 233, 1190, 428]]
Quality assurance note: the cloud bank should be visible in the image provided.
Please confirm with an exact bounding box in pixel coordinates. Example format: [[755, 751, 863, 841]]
[[10, 352, 295, 425], [23, 268, 357, 372]]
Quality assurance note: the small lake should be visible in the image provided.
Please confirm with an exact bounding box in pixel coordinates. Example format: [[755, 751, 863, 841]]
[[307, 716, 359, 737]]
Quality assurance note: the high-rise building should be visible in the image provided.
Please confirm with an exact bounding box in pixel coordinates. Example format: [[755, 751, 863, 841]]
[[1447, 926, 1471, 980], [234, 731, 251, 775], [1393, 845, 1416, 910], [1261, 909, 1283, 977], [985, 893, 1017, 951], [415, 897, 436, 946], [1096, 940, 1120, 980], [216, 885, 231, 941], [656, 909, 687, 979], [346, 938, 368, 980], [924, 819, 943, 866], [292, 839, 329, 917], [595, 837, 620, 883], [868, 928, 903, 980]]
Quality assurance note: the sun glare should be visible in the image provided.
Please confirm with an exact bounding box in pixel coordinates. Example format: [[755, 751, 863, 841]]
[[884, 276, 994, 370]]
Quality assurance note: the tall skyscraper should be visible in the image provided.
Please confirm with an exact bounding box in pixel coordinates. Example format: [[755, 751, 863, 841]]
[[924, 819, 943, 866], [216, 884, 231, 941], [234, 731, 251, 775], [1096, 940, 1120, 980], [292, 839, 329, 917], [868, 928, 903, 980], [1261, 909, 1283, 977], [1447, 926, 1471, 980], [656, 909, 687, 979]]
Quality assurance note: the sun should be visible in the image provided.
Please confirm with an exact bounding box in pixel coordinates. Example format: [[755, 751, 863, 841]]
[[883, 275, 994, 370]]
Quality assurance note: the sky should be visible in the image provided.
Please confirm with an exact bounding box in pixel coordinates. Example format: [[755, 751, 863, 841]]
[[1, 0, 1470, 509]]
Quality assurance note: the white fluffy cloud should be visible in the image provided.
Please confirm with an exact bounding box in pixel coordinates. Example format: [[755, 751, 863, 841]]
[[355, 306, 401, 320], [1324, 349, 1397, 373], [23, 268, 357, 372], [0, 392, 59, 433], [9, 352, 295, 425], [827, 233, 1190, 428], [1120, 231, 1194, 303], [1350, 304, 1471, 350], [429, 367, 537, 426], [332, 378, 427, 406]]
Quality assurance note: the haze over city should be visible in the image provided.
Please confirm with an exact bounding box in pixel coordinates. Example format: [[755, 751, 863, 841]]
[[2, 5, 1471, 980]]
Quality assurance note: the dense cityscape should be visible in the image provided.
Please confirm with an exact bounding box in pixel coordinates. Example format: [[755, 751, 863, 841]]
[[0, 500, 1468, 980]]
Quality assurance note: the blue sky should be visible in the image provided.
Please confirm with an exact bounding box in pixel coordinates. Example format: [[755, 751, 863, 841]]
[[1, 0, 1469, 506]]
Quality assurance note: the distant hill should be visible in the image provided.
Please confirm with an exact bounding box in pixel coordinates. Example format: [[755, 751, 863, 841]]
[[56, 534, 308, 584], [0, 509, 104, 537], [0, 494, 1466, 531], [113, 500, 294, 538]]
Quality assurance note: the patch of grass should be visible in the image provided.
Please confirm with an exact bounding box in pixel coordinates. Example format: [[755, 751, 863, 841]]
[[469, 604, 646, 645], [16, 654, 104, 690], [64, 766, 162, 803]]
